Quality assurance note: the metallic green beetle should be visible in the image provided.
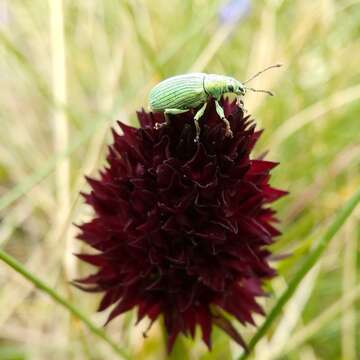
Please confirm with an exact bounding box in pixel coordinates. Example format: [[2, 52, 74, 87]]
[[149, 64, 281, 141]]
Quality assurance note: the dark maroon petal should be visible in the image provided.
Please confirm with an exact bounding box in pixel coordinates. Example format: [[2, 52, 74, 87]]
[[98, 288, 123, 312], [197, 307, 212, 349], [183, 308, 197, 338], [137, 300, 161, 323], [250, 160, 279, 173], [213, 313, 248, 351], [75, 253, 106, 267]]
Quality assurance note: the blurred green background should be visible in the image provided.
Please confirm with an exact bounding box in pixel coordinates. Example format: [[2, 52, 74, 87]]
[[0, 0, 360, 359]]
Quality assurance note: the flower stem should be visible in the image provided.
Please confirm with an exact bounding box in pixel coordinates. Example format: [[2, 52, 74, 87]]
[[0, 249, 130, 360], [239, 185, 360, 360]]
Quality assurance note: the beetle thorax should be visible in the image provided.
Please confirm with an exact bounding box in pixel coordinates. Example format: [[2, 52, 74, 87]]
[[204, 75, 245, 98], [203, 74, 231, 99]]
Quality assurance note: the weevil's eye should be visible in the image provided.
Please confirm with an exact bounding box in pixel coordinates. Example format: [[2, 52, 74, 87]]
[[228, 85, 234, 92]]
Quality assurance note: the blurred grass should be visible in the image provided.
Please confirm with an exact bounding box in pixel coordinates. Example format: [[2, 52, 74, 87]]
[[0, 0, 359, 359]]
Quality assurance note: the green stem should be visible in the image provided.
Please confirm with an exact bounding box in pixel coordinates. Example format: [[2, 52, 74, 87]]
[[0, 249, 130, 360], [239, 185, 360, 360]]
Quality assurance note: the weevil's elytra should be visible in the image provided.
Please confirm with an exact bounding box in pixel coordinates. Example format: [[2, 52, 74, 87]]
[[149, 73, 207, 111], [149, 64, 281, 142]]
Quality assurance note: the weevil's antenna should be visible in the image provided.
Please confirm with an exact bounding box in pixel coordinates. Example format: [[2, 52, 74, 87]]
[[243, 63, 282, 84], [245, 86, 274, 96]]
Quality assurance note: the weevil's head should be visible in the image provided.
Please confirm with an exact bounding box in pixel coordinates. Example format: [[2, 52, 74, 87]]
[[226, 79, 246, 96], [204, 75, 246, 99]]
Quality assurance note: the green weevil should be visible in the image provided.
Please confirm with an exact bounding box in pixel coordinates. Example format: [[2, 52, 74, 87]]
[[149, 64, 281, 141]]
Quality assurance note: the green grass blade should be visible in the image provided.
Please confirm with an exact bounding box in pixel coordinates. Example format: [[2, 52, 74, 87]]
[[0, 119, 104, 212], [168, 336, 190, 360], [0, 248, 131, 360], [122, 2, 164, 78], [0, 345, 26, 360], [0, 31, 50, 100], [239, 185, 360, 360]]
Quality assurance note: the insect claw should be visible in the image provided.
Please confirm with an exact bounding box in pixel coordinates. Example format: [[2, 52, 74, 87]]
[[154, 122, 167, 130], [225, 128, 233, 138]]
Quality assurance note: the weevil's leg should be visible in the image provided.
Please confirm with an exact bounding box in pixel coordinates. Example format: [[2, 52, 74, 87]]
[[154, 114, 169, 129], [215, 100, 233, 138], [154, 108, 188, 129], [193, 102, 207, 142]]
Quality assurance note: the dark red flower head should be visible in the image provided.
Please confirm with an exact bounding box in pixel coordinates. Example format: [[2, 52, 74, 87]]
[[75, 98, 287, 352]]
